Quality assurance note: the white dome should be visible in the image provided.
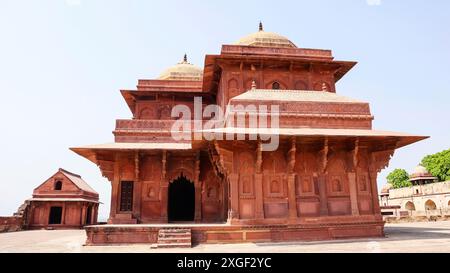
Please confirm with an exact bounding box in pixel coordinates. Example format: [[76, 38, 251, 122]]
[[236, 22, 297, 49], [158, 54, 203, 81], [411, 165, 430, 177]]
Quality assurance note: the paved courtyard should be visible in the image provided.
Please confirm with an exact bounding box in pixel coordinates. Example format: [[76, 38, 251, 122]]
[[1, 221, 450, 253]]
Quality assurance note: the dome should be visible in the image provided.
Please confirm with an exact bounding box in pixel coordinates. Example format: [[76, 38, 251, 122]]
[[410, 165, 436, 180], [158, 54, 203, 81], [236, 22, 297, 48], [412, 165, 429, 177], [380, 183, 392, 195]]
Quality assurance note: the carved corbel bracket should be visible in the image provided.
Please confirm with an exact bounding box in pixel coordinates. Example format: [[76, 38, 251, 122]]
[[208, 141, 232, 179], [370, 149, 395, 173]]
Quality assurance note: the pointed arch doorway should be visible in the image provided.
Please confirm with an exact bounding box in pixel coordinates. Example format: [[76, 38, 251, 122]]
[[168, 175, 195, 222]]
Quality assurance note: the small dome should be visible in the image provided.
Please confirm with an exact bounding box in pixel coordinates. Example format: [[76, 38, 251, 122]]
[[412, 165, 429, 176], [158, 54, 203, 81], [236, 22, 297, 48], [410, 165, 436, 180], [380, 183, 392, 195]]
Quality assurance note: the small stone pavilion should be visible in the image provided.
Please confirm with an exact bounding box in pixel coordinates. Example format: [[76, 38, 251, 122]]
[[71, 23, 427, 246], [20, 168, 99, 229]]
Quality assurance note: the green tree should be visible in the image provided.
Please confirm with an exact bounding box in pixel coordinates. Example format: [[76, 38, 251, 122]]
[[386, 168, 411, 189], [421, 148, 450, 182]]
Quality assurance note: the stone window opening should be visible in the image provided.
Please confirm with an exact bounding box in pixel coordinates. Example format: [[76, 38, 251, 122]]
[[120, 181, 134, 212], [54, 181, 62, 191]]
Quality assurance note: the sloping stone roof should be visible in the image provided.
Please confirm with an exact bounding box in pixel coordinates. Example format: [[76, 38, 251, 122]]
[[231, 89, 365, 103], [59, 168, 98, 195]]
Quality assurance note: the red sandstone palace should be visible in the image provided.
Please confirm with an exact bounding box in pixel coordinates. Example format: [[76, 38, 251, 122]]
[[71, 23, 427, 246]]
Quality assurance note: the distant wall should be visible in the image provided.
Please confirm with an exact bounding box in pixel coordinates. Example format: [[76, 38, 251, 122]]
[[0, 216, 23, 233], [380, 181, 450, 220], [389, 181, 450, 199]]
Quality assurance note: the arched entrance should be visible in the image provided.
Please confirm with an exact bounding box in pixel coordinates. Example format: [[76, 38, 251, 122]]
[[405, 201, 416, 211], [168, 175, 195, 222], [425, 200, 437, 211]]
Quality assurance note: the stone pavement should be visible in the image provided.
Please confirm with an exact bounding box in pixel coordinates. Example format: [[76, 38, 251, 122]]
[[1, 221, 450, 253]]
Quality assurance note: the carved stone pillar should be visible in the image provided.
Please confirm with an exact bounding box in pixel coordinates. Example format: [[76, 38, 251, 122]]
[[92, 204, 98, 224], [61, 203, 66, 225], [287, 174, 298, 222], [348, 172, 360, 216], [132, 152, 141, 222], [194, 181, 202, 222], [160, 151, 168, 222], [222, 178, 229, 222], [369, 149, 395, 219], [369, 171, 381, 217], [317, 175, 329, 216], [229, 173, 240, 220], [108, 156, 120, 223], [81, 204, 87, 226], [194, 152, 202, 222], [160, 184, 169, 222], [317, 138, 329, 216], [287, 138, 298, 222], [254, 141, 264, 220], [254, 173, 264, 219]]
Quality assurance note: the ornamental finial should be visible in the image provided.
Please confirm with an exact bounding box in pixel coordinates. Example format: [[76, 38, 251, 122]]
[[183, 53, 188, 63], [251, 80, 257, 90], [259, 21, 263, 32]]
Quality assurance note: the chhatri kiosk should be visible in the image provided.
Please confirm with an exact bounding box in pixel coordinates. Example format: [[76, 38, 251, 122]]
[[72, 24, 427, 246]]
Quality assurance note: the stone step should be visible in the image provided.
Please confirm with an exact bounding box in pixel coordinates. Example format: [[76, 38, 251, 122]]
[[157, 238, 192, 244], [159, 232, 191, 237], [160, 229, 191, 233], [157, 242, 192, 248], [156, 228, 192, 248]]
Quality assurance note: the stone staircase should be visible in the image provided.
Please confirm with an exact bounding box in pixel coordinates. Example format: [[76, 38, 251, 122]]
[[155, 228, 192, 248]]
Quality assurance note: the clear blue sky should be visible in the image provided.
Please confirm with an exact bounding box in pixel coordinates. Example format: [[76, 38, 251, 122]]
[[1, 0, 449, 220]]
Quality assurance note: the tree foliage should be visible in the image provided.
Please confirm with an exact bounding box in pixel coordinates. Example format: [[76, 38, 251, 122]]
[[421, 148, 450, 182], [386, 168, 411, 189]]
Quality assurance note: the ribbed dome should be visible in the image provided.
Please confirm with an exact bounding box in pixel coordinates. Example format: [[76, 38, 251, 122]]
[[236, 22, 297, 48], [412, 165, 429, 176], [158, 54, 203, 81], [410, 165, 435, 179]]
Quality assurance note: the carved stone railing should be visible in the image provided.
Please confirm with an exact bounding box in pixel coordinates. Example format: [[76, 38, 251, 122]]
[[115, 119, 222, 132]]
